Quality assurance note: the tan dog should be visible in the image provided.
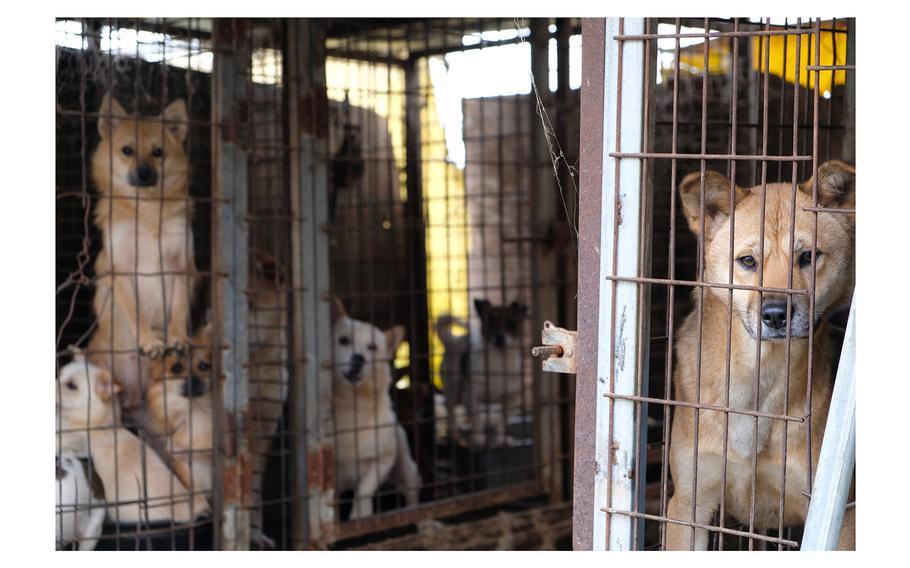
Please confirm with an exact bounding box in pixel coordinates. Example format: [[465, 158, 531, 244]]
[[665, 161, 855, 550], [144, 325, 223, 495], [331, 299, 421, 519], [87, 93, 196, 410], [57, 355, 208, 524], [246, 250, 290, 547]]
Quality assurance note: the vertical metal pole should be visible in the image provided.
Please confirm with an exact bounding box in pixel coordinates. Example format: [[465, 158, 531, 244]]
[[634, 19, 657, 550], [596, 17, 646, 551], [212, 18, 251, 551], [286, 18, 334, 549], [553, 17, 574, 504], [841, 19, 855, 163], [801, 295, 855, 551], [528, 17, 560, 502], [403, 57, 436, 485], [573, 18, 606, 551]]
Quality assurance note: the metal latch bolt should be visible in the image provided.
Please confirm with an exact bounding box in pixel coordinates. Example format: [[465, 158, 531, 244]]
[[531, 320, 577, 374]]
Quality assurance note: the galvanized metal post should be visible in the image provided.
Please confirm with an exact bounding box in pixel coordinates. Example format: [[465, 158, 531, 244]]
[[801, 295, 855, 551], [595, 17, 646, 551], [211, 18, 252, 551], [286, 18, 335, 549]]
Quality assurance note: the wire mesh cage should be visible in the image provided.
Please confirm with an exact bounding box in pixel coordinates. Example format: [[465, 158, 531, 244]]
[[575, 17, 855, 551], [55, 17, 579, 551]]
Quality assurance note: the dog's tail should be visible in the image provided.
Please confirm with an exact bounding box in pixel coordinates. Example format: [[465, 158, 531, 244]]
[[435, 314, 469, 349]]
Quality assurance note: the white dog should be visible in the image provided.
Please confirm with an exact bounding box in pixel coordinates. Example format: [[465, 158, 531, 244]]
[[330, 298, 421, 519], [56, 356, 208, 524], [56, 451, 106, 550]]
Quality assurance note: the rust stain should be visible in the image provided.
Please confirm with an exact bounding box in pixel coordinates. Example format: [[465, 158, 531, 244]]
[[307, 444, 335, 492], [222, 452, 253, 506]]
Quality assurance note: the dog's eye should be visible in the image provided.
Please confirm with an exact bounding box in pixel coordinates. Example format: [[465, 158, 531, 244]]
[[338, 336, 350, 346], [367, 343, 378, 351], [170, 363, 184, 374], [737, 255, 757, 269], [152, 147, 163, 158], [65, 381, 77, 391], [798, 250, 820, 268], [121, 145, 134, 156], [198, 360, 210, 372]]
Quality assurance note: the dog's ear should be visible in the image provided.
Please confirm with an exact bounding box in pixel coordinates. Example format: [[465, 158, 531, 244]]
[[801, 160, 855, 212], [330, 296, 348, 323], [679, 170, 750, 238], [192, 322, 214, 348], [384, 325, 406, 354], [161, 98, 189, 143], [509, 301, 528, 319], [474, 298, 491, 317], [97, 93, 128, 139], [93, 367, 122, 402]]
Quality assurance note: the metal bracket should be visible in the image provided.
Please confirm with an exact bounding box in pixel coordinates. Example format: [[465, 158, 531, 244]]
[[532, 320, 577, 374]]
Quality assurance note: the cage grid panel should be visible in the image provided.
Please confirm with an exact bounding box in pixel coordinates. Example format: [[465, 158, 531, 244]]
[[56, 17, 580, 551]]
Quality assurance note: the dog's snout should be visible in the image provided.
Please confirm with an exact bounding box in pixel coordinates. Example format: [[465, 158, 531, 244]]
[[342, 353, 366, 382], [129, 164, 159, 187], [181, 376, 206, 398], [760, 301, 792, 330]]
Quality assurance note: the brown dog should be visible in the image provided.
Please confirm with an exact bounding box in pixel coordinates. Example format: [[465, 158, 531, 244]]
[[144, 324, 223, 494], [666, 161, 855, 550], [87, 93, 196, 410]]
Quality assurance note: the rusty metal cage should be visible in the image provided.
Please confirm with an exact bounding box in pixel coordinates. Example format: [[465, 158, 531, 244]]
[[55, 17, 579, 550], [574, 17, 855, 550]]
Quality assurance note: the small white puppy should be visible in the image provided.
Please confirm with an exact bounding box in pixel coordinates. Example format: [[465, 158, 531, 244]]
[[56, 451, 105, 550], [56, 356, 208, 524], [330, 298, 421, 519]]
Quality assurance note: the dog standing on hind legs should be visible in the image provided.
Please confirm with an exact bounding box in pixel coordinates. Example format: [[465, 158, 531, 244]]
[[87, 93, 197, 411], [665, 161, 856, 550]]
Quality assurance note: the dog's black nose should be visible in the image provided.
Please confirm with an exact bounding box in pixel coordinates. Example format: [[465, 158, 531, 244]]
[[181, 376, 206, 398], [350, 353, 365, 368], [493, 335, 505, 347], [761, 301, 792, 330], [130, 165, 158, 187]]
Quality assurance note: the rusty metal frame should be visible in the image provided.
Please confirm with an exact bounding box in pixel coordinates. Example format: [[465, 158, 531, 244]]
[[211, 19, 253, 551], [286, 19, 335, 549], [573, 17, 605, 551]]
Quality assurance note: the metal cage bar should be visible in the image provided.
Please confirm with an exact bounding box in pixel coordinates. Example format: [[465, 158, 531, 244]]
[[594, 17, 647, 551]]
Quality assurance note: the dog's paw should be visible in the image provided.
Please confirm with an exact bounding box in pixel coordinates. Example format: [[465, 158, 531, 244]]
[[166, 334, 189, 355], [417, 519, 445, 534], [251, 530, 276, 550], [140, 337, 167, 359]]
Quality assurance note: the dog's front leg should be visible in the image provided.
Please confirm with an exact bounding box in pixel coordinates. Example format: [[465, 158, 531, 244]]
[[164, 272, 192, 352], [349, 466, 382, 520], [112, 275, 164, 358], [665, 450, 722, 550], [391, 426, 421, 508], [77, 507, 106, 551]]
